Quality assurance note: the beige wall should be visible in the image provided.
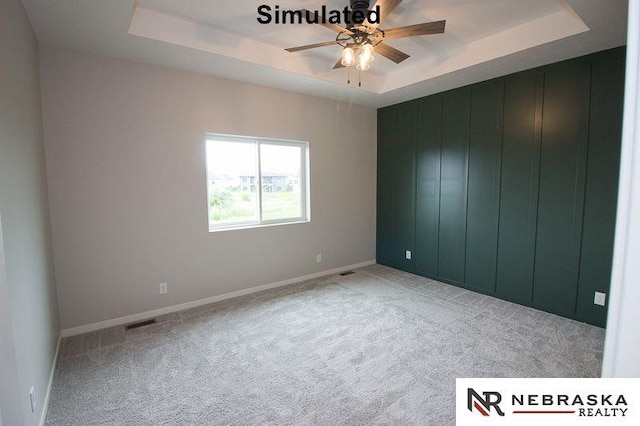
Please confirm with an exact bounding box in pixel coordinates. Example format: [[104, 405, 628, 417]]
[[0, 0, 61, 424], [39, 46, 377, 329]]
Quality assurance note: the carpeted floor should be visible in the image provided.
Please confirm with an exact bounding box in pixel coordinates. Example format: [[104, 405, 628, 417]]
[[45, 264, 605, 425]]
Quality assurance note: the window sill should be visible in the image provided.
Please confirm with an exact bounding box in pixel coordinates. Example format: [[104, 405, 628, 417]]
[[208, 219, 310, 233]]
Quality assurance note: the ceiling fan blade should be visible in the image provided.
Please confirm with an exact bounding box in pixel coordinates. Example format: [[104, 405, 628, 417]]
[[375, 43, 410, 63], [383, 20, 446, 39], [333, 58, 345, 69], [285, 41, 338, 53], [300, 9, 353, 35], [368, 0, 403, 27]]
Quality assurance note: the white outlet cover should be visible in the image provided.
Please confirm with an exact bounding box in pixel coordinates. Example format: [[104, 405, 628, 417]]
[[405, 250, 412, 260], [316, 254, 322, 263], [594, 291, 606, 306], [159, 282, 168, 295]]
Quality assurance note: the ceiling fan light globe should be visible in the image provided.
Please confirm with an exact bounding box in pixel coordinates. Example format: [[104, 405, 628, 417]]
[[341, 47, 356, 67], [356, 57, 371, 71], [362, 43, 375, 62]]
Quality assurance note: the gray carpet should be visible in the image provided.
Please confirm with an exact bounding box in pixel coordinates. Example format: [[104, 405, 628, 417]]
[[45, 265, 605, 425]]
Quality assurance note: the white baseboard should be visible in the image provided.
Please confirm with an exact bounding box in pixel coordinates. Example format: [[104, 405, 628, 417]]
[[61, 260, 376, 337], [40, 333, 61, 426]]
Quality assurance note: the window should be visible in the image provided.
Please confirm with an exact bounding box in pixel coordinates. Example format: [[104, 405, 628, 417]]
[[205, 134, 309, 231]]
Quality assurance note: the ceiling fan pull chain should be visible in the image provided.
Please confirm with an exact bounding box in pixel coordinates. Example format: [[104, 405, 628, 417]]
[[359, 69, 362, 87], [347, 66, 351, 85]]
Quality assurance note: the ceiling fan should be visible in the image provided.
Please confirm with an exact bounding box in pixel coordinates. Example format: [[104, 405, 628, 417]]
[[285, 0, 446, 73]]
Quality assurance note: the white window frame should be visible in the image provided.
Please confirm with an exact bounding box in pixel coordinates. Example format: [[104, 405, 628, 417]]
[[205, 133, 310, 232]]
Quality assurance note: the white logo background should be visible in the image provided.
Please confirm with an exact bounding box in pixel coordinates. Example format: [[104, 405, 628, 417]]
[[456, 378, 640, 425]]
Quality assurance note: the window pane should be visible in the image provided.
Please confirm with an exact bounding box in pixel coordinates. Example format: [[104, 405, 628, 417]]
[[260, 144, 302, 221], [206, 140, 258, 227]]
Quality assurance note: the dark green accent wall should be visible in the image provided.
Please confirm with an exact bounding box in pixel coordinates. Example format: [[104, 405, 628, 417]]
[[415, 97, 442, 276], [376, 47, 625, 328], [377, 102, 417, 272], [466, 80, 504, 293], [532, 59, 591, 316], [495, 73, 544, 304], [576, 48, 626, 326], [438, 89, 470, 284], [377, 107, 394, 266]]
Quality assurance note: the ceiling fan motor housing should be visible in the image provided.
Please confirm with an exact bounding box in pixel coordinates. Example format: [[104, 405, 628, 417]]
[[347, 0, 374, 30], [350, 0, 371, 11]]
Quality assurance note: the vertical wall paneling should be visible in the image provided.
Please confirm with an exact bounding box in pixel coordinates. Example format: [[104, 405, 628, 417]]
[[376, 48, 624, 327], [415, 96, 443, 276], [465, 80, 504, 292], [391, 101, 417, 270], [376, 107, 395, 266], [438, 89, 471, 283], [495, 73, 544, 303], [532, 59, 591, 316], [576, 48, 626, 325]]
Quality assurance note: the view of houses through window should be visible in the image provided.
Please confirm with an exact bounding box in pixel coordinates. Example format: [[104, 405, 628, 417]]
[[205, 134, 309, 230]]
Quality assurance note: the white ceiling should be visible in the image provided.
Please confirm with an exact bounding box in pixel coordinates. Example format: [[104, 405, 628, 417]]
[[21, 0, 628, 107]]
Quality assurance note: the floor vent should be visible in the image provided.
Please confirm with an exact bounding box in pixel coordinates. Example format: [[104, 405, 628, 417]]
[[339, 271, 355, 276], [125, 319, 157, 330]]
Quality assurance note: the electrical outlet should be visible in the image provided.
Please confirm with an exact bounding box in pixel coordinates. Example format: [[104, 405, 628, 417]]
[[594, 291, 606, 306], [405, 250, 412, 260], [159, 282, 168, 295], [316, 254, 322, 263], [29, 387, 35, 413]]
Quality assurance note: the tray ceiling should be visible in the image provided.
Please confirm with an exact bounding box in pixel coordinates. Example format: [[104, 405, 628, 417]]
[[21, 0, 628, 107]]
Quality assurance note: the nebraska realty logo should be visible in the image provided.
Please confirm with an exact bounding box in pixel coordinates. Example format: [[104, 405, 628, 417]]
[[457, 378, 640, 425]]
